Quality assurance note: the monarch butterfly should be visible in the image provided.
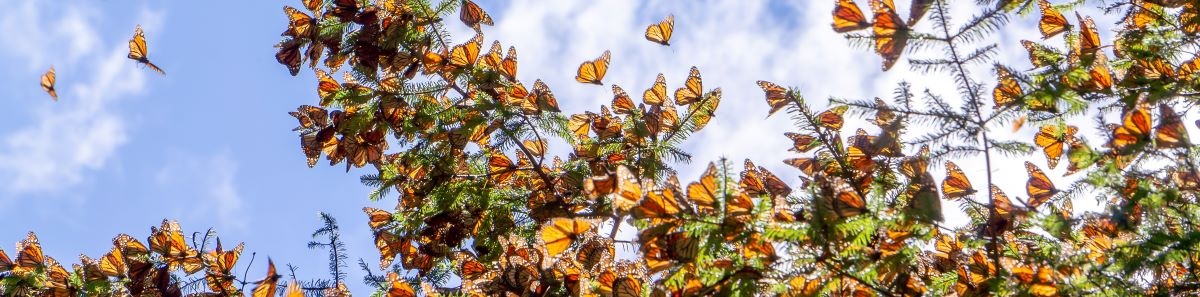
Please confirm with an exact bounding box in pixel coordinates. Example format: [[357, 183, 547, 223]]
[[499, 46, 518, 81], [1064, 137, 1097, 176], [203, 240, 244, 294], [993, 66, 1022, 109], [99, 246, 127, 278], [41, 66, 57, 100], [942, 161, 976, 199], [675, 67, 704, 105], [1021, 40, 1056, 68], [871, 0, 908, 70], [251, 259, 282, 297], [328, 0, 359, 21], [575, 50, 610, 85], [449, 34, 482, 69], [743, 160, 792, 198], [386, 272, 417, 297], [1025, 161, 1057, 209], [832, 0, 871, 33], [1038, 0, 1069, 39], [983, 185, 1016, 236], [686, 163, 720, 214], [1034, 125, 1078, 169], [459, 0, 494, 28], [363, 207, 393, 230], [452, 252, 488, 280], [645, 15, 674, 45], [1111, 105, 1152, 153], [44, 257, 72, 296], [528, 79, 561, 113], [633, 187, 683, 220], [823, 177, 867, 218], [0, 248, 12, 273], [785, 157, 820, 177], [786, 132, 818, 153], [1125, 0, 1159, 29], [633, 74, 666, 108], [276, 39, 303, 76], [148, 220, 203, 274], [612, 165, 643, 213], [1155, 104, 1190, 148], [315, 69, 341, 100], [815, 106, 847, 131], [900, 145, 930, 179], [1077, 13, 1101, 55], [758, 80, 793, 116], [575, 238, 614, 272], [1086, 52, 1114, 91], [128, 25, 165, 75], [13, 232, 43, 275], [488, 153, 517, 184], [610, 85, 636, 115], [1185, 3, 1200, 34], [113, 233, 149, 257], [540, 218, 592, 258], [283, 6, 316, 39]]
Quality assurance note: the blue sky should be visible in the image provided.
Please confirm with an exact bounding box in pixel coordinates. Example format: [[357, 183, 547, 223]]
[[0, 0, 1178, 293]]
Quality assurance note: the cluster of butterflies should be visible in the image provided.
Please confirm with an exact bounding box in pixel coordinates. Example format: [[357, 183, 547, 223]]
[[38, 25, 165, 101], [831, 0, 933, 70], [0, 220, 335, 297]]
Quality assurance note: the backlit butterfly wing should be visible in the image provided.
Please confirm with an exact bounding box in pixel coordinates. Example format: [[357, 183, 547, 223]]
[[825, 177, 867, 218], [1021, 40, 1055, 68], [1034, 125, 1077, 169], [1111, 105, 1152, 153], [449, 34, 482, 69], [452, 252, 488, 281], [276, 39, 303, 76], [13, 232, 44, 275], [500, 46, 518, 81], [942, 161, 976, 199], [645, 15, 674, 45], [674, 66, 703, 105], [127, 25, 165, 75], [387, 272, 417, 297], [817, 106, 848, 130], [531, 79, 561, 113], [832, 0, 871, 32], [41, 66, 57, 100], [0, 248, 12, 273], [575, 50, 611, 85], [250, 259, 282, 297], [1155, 104, 1190, 148], [758, 80, 792, 116], [1076, 13, 1101, 55], [611, 85, 636, 115], [612, 165, 643, 213], [643, 73, 668, 106], [1038, 0, 1069, 39], [541, 218, 592, 258], [993, 66, 1021, 109], [1025, 161, 1057, 209], [871, 0, 908, 70], [686, 163, 720, 214], [283, 6, 315, 38], [363, 207, 394, 230], [99, 246, 127, 277], [908, 0, 934, 26], [488, 153, 517, 184], [459, 0, 494, 28]]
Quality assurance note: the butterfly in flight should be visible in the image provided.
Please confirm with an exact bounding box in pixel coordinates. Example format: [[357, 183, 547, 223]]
[[128, 25, 165, 75], [40, 66, 57, 101], [645, 15, 674, 46], [575, 50, 611, 85]]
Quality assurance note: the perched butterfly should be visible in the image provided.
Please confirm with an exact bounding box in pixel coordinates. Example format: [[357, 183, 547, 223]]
[[452, 252, 488, 281], [611, 85, 636, 115], [488, 153, 517, 184], [1111, 105, 1152, 153], [448, 34, 483, 69], [459, 0, 494, 28], [1064, 137, 1098, 176], [128, 25, 165, 75], [99, 246, 127, 278], [611, 165, 643, 213], [283, 6, 316, 39], [13, 232, 44, 275], [645, 15, 674, 46], [758, 80, 793, 116], [983, 185, 1016, 236], [540, 218, 592, 258], [643, 73, 668, 106], [822, 176, 867, 218], [1034, 125, 1078, 169], [202, 240, 244, 294], [686, 163, 720, 214], [1155, 104, 1190, 148], [528, 79, 561, 113], [1038, 0, 1069, 39], [1025, 161, 1057, 209], [909, 0, 934, 26], [993, 66, 1022, 109], [817, 106, 848, 130], [942, 161, 976, 199], [575, 50, 611, 85], [499, 46, 518, 81], [251, 259, 282, 297], [276, 39, 304, 76], [832, 0, 871, 33], [387, 271, 417, 297], [1076, 13, 1102, 56], [674, 66, 704, 105], [872, 0, 909, 70], [0, 248, 12, 273]]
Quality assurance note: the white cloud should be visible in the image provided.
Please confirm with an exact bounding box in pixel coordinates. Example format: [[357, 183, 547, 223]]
[[0, 2, 164, 196]]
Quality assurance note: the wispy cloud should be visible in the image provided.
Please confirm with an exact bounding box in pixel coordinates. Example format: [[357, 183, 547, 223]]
[[0, 1, 164, 196]]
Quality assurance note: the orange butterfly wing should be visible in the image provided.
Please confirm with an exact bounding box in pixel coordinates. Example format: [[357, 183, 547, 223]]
[[871, 0, 908, 70], [832, 0, 871, 33], [575, 50, 611, 85], [645, 15, 674, 45], [1038, 0, 1069, 39]]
